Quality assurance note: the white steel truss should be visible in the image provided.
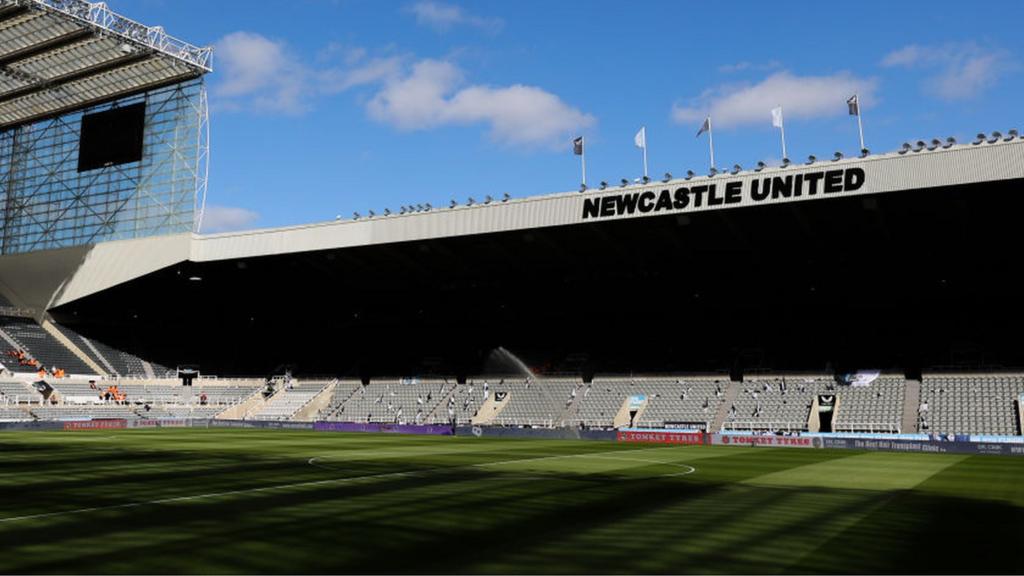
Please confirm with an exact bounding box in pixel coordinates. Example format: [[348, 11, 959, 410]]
[[22, 0, 212, 72]]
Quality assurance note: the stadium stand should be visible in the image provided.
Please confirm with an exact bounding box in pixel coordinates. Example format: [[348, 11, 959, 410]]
[[0, 405, 31, 421], [317, 380, 363, 420], [449, 380, 486, 425], [832, 375, 906, 433], [724, 375, 832, 432], [86, 338, 148, 377], [2, 369, 1024, 437], [491, 377, 580, 427], [327, 378, 454, 424], [919, 373, 1024, 436], [0, 380, 40, 403], [0, 317, 94, 375], [48, 380, 104, 402], [20, 378, 264, 420], [30, 404, 140, 421], [634, 376, 730, 429], [53, 324, 154, 377], [254, 382, 330, 420]]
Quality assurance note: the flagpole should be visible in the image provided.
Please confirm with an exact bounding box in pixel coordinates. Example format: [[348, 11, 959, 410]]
[[581, 137, 587, 186], [855, 96, 866, 150], [642, 137, 648, 179], [708, 117, 716, 169], [780, 115, 788, 160]]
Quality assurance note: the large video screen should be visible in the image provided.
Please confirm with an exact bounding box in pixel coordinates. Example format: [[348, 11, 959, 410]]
[[77, 103, 146, 172]]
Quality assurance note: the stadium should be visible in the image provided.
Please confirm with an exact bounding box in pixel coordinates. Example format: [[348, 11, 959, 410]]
[[0, 1, 1022, 574]]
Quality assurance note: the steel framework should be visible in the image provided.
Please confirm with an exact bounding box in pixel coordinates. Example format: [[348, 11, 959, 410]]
[[0, 79, 207, 254], [22, 0, 213, 71]]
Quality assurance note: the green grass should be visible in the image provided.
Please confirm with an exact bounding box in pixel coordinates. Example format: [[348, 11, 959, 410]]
[[0, 429, 1022, 574]]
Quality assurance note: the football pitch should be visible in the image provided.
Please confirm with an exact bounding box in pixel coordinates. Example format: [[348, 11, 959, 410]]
[[0, 429, 1021, 574]]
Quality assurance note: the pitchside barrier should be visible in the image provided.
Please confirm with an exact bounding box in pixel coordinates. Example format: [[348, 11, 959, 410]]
[[0, 420, 1020, 456], [616, 428, 1024, 456], [616, 428, 704, 445], [818, 437, 1024, 456], [709, 433, 818, 448], [316, 422, 453, 435], [207, 419, 315, 430], [454, 425, 616, 441], [0, 420, 64, 431]]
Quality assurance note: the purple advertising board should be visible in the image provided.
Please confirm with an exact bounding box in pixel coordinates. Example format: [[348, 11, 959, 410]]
[[314, 421, 453, 435]]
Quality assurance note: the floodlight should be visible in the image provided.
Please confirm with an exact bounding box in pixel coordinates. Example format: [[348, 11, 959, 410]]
[[685, 170, 695, 180], [708, 167, 718, 176], [450, 200, 457, 208], [641, 175, 650, 184], [755, 161, 766, 171], [484, 195, 493, 204], [781, 157, 791, 167], [662, 172, 672, 182], [943, 137, 955, 149], [914, 140, 926, 152], [899, 142, 911, 154], [731, 164, 742, 174], [467, 197, 475, 206], [833, 151, 843, 161], [988, 131, 1002, 143], [860, 148, 870, 157], [929, 139, 941, 151], [973, 133, 985, 145], [352, 212, 359, 220], [599, 181, 608, 190], [578, 184, 587, 193], [1007, 129, 1019, 141], [502, 193, 511, 201], [805, 155, 816, 164], [384, 208, 392, 215], [620, 178, 629, 187]]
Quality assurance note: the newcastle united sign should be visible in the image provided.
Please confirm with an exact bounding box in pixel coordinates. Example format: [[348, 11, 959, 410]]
[[582, 167, 865, 220]]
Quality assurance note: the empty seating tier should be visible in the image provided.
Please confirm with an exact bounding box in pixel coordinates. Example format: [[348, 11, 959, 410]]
[[920, 373, 1024, 436], [0, 318, 94, 375]]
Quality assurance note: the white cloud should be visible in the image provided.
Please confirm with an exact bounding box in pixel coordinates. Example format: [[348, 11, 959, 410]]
[[214, 32, 308, 114], [200, 205, 260, 234], [882, 43, 1010, 101], [671, 71, 877, 128], [320, 56, 404, 93], [407, 1, 503, 33], [367, 59, 594, 148], [718, 60, 781, 74], [212, 33, 592, 149], [214, 33, 405, 113]]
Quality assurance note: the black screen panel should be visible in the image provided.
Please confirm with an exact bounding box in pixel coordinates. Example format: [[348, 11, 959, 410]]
[[77, 103, 146, 172]]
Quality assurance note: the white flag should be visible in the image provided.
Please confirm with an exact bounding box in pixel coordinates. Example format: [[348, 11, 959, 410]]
[[634, 126, 646, 149], [771, 106, 784, 129]]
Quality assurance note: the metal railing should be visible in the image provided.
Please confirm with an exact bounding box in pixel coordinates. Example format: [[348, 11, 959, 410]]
[[721, 421, 805, 432], [832, 422, 900, 434]]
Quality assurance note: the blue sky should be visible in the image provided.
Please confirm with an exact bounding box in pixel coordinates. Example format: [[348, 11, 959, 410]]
[[127, 0, 1024, 232]]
